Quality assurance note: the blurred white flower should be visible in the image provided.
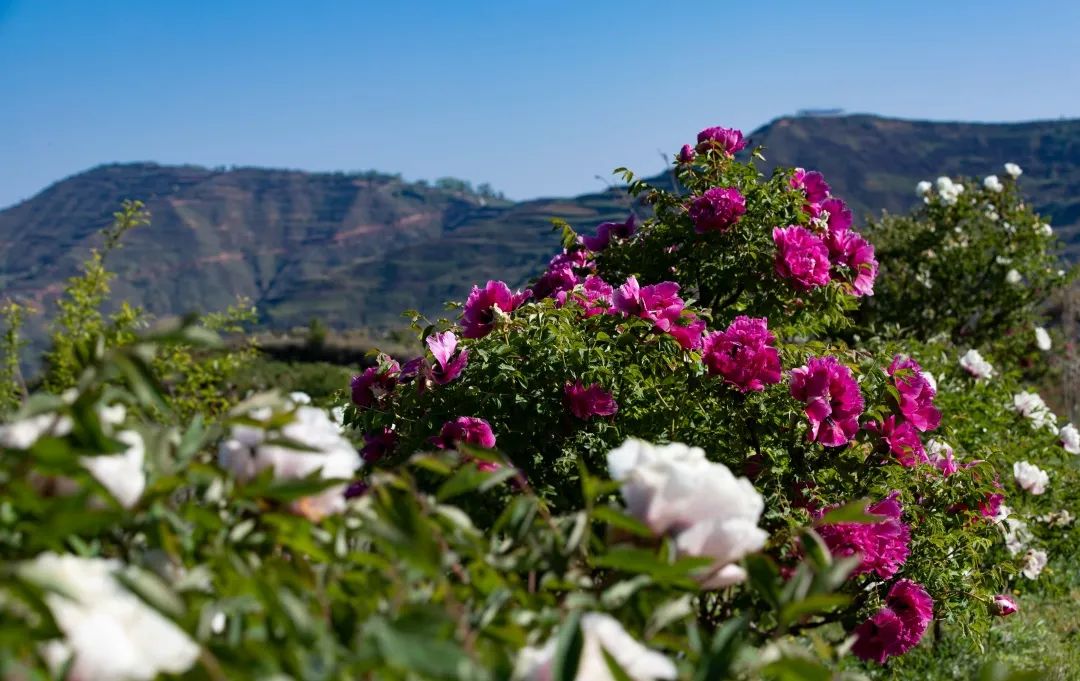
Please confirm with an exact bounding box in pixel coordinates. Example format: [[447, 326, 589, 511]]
[[985, 207, 999, 221], [80, 430, 146, 509], [935, 176, 963, 205], [1037, 223, 1053, 237], [514, 612, 677, 681], [219, 406, 361, 520], [1004, 162, 1022, 178], [995, 255, 1012, 265], [984, 175, 1004, 192], [1022, 549, 1047, 580], [959, 349, 994, 379], [1002, 516, 1032, 555], [915, 180, 932, 196], [1012, 392, 1057, 432], [1035, 327, 1052, 351], [0, 413, 73, 449], [287, 391, 312, 406], [19, 553, 200, 681], [1060, 423, 1080, 454], [1013, 460, 1049, 495], [607, 439, 767, 589], [1038, 510, 1074, 527], [1005, 269, 1022, 285], [921, 370, 938, 393]]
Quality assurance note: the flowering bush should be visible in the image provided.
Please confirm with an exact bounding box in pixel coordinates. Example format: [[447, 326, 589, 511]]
[[1, 131, 1074, 679]]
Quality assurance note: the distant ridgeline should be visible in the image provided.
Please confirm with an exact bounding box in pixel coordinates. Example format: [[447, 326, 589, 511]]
[[1, 114, 1078, 339]]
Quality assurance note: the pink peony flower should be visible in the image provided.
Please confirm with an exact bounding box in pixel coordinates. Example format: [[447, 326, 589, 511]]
[[790, 168, 831, 204], [695, 126, 746, 156], [360, 427, 397, 463], [927, 440, 958, 476], [887, 356, 941, 432], [773, 226, 832, 291], [581, 215, 637, 252], [351, 359, 401, 408], [531, 264, 579, 301], [612, 277, 684, 323], [344, 479, 369, 499], [886, 579, 934, 652], [564, 382, 619, 420], [992, 594, 1018, 617], [819, 494, 911, 580], [979, 490, 1005, 520], [866, 415, 927, 467], [825, 229, 878, 297], [461, 280, 531, 339], [852, 608, 905, 664], [688, 187, 747, 234], [789, 356, 864, 447], [558, 274, 614, 316], [431, 416, 497, 451], [666, 311, 707, 350], [819, 197, 852, 232], [426, 331, 469, 385], [702, 316, 783, 392], [678, 144, 696, 163]]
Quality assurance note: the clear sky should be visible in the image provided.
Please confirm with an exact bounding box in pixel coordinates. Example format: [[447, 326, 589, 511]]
[[2, 0, 1078, 209]]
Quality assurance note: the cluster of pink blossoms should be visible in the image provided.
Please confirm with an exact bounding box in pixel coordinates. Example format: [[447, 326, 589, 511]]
[[789, 356, 864, 447], [852, 579, 934, 664], [866, 356, 942, 467], [774, 170, 878, 296], [816, 493, 911, 579], [689, 187, 747, 234], [564, 382, 618, 420], [351, 358, 401, 408], [430, 416, 500, 471], [461, 280, 531, 339]]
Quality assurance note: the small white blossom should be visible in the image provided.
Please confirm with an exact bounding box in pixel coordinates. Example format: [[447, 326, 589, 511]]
[[995, 255, 1012, 265], [287, 391, 312, 406], [984, 175, 1004, 192], [1022, 549, 1048, 579], [1002, 516, 1032, 556], [915, 180, 932, 196], [80, 430, 146, 509], [921, 370, 938, 393], [1035, 327, 1052, 351], [1004, 162, 1022, 178], [1013, 460, 1049, 495], [1060, 423, 1080, 454], [959, 349, 994, 379], [0, 413, 73, 449], [1005, 269, 1022, 285], [1037, 223, 1053, 237], [1038, 510, 1074, 527], [985, 207, 999, 221], [1012, 392, 1057, 432], [514, 612, 677, 681], [608, 439, 767, 589], [19, 553, 200, 681]]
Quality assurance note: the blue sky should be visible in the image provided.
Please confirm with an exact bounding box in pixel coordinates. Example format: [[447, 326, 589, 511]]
[[1, 0, 1078, 208]]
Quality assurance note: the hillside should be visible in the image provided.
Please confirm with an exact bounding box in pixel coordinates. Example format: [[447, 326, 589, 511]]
[[1, 114, 1078, 337]]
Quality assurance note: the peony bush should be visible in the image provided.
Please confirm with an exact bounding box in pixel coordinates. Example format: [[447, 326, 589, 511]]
[[0, 128, 1075, 679]]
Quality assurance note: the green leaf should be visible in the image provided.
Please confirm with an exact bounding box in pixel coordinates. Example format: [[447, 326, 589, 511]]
[[814, 499, 880, 525], [552, 611, 585, 681], [693, 614, 745, 681]]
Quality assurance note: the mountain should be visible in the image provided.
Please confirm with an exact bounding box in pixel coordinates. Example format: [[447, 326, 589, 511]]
[[2, 114, 1079, 338]]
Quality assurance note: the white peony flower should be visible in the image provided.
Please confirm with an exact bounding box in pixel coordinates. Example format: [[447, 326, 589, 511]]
[[607, 439, 767, 589], [1004, 162, 1022, 178], [992, 504, 1012, 525], [1012, 392, 1057, 432], [1013, 460, 1049, 495], [514, 612, 676, 681], [1059, 423, 1080, 454], [1022, 549, 1048, 580], [959, 349, 994, 380], [915, 180, 932, 196], [984, 175, 1004, 192], [219, 405, 361, 520], [19, 553, 200, 681], [1035, 327, 1051, 351], [287, 391, 312, 406], [1005, 269, 1022, 285], [1037, 223, 1053, 237], [1002, 516, 1032, 556], [80, 430, 146, 509], [0, 412, 73, 449], [1038, 510, 1074, 527]]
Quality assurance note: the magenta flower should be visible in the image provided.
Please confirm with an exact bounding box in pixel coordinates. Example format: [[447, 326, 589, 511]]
[[695, 126, 746, 156], [867, 415, 927, 467], [817, 493, 910, 580], [581, 215, 637, 252], [702, 316, 782, 392], [557, 274, 614, 316], [677, 144, 696, 163], [532, 264, 579, 300], [852, 608, 904, 664], [979, 490, 1005, 520], [887, 356, 941, 431], [431, 416, 497, 450], [928, 441, 959, 477], [611, 276, 684, 323], [688, 187, 747, 234], [825, 230, 878, 297], [564, 382, 618, 420], [992, 594, 1018, 617], [344, 479, 369, 499], [461, 280, 530, 339], [426, 331, 469, 385], [666, 311, 707, 350], [351, 359, 400, 408], [773, 226, 831, 291], [819, 197, 852, 232], [789, 356, 864, 447], [360, 427, 397, 463], [790, 168, 831, 204], [887, 579, 934, 653]]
